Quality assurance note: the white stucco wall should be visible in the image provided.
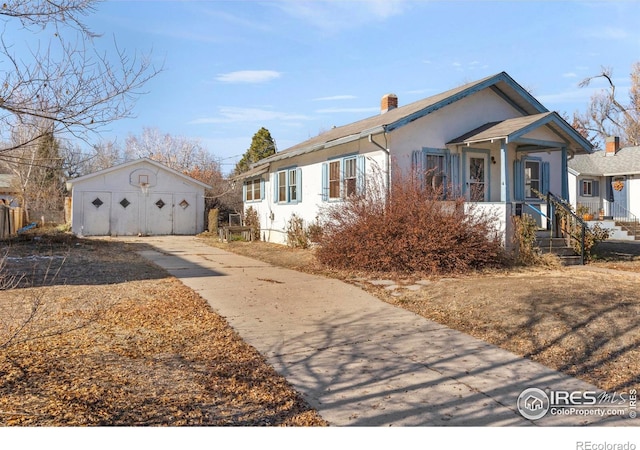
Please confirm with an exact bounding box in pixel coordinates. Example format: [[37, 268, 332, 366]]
[[244, 87, 573, 245], [245, 145, 386, 245], [70, 160, 207, 236]]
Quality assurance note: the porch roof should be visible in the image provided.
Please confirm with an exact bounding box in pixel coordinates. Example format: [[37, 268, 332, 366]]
[[446, 111, 593, 153], [232, 162, 270, 181]]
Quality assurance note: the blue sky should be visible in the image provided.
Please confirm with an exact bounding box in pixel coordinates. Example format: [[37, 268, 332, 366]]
[[81, 0, 640, 174]]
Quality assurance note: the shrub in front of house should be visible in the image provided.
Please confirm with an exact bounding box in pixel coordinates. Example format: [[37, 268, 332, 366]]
[[315, 170, 505, 275]]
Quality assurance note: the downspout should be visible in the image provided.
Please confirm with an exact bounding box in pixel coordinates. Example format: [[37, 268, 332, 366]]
[[368, 129, 390, 197]]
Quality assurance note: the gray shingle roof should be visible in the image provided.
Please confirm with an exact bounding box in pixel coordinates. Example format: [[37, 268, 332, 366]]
[[252, 71, 548, 168], [568, 146, 640, 176]]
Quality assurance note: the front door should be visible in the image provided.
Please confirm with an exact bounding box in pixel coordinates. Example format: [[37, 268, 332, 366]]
[[611, 176, 628, 219], [466, 153, 488, 201]]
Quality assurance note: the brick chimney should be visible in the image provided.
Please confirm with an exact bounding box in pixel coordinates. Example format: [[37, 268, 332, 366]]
[[605, 136, 620, 156], [381, 93, 398, 114]]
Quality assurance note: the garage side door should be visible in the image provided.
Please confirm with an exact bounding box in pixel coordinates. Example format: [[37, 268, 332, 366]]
[[82, 191, 111, 236], [145, 192, 173, 235]]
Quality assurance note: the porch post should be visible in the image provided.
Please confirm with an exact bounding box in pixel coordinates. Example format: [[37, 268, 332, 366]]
[[500, 139, 509, 202], [561, 146, 568, 200]]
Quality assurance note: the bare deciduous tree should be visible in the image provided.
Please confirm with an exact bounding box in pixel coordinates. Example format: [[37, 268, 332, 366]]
[[0, 0, 160, 155], [573, 63, 640, 149]]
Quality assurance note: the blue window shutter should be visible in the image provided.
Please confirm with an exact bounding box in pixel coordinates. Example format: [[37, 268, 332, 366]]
[[542, 161, 550, 195], [273, 173, 279, 202], [321, 162, 328, 201], [260, 179, 265, 200], [356, 155, 366, 194], [449, 153, 460, 197], [513, 160, 523, 201], [412, 150, 422, 176], [593, 180, 600, 197], [296, 168, 302, 203]]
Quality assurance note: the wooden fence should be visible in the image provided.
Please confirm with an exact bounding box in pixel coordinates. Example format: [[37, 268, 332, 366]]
[[0, 205, 25, 239]]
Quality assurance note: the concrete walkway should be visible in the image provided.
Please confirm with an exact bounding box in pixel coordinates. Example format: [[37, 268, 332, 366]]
[[131, 235, 635, 426]]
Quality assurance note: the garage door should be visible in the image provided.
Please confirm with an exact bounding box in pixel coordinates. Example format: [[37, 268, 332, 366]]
[[110, 191, 141, 236]]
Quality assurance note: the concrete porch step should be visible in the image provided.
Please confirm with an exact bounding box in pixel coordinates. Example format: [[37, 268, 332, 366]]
[[534, 230, 581, 265]]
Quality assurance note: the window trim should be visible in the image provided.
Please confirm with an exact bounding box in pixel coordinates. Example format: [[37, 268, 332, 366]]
[[323, 154, 364, 202], [581, 179, 593, 197], [243, 178, 263, 203], [275, 167, 302, 204], [523, 157, 541, 200]]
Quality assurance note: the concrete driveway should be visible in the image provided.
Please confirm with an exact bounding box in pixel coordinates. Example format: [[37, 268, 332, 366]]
[[132, 235, 635, 426]]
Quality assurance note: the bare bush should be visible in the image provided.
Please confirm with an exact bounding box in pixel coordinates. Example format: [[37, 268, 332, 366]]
[[315, 168, 505, 275]]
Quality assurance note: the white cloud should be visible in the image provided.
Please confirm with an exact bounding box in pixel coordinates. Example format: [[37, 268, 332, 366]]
[[313, 95, 358, 101], [190, 107, 310, 124], [215, 70, 282, 84], [563, 72, 578, 78]]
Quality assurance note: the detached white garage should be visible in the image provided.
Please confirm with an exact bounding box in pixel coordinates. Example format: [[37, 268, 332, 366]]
[[67, 158, 211, 236]]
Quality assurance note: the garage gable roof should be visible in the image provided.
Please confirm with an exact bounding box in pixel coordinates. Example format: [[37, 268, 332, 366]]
[[67, 158, 212, 189]]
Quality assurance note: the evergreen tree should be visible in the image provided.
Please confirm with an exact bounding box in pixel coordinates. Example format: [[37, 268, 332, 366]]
[[234, 127, 277, 175]]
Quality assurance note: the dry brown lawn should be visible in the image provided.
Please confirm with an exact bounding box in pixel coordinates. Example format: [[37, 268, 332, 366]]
[[0, 232, 326, 426], [200, 236, 640, 392]]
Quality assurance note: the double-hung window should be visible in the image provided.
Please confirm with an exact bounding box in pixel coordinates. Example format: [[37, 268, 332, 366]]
[[524, 160, 540, 199], [288, 169, 298, 202], [244, 178, 263, 202], [581, 179, 599, 197], [343, 157, 357, 197], [275, 168, 302, 204], [411, 148, 455, 197], [328, 161, 341, 199], [513, 158, 550, 201]]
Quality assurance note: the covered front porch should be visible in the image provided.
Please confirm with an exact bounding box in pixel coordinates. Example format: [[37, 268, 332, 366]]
[[446, 111, 594, 249]]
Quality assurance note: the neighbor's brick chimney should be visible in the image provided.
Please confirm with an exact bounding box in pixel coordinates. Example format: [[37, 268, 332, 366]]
[[381, 93, 398, 114], [605, 136, 620, 156]]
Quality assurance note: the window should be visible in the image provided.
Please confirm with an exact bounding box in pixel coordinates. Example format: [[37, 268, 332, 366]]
[[275, 168, 301, 203], [425, 154, 446, 190], [513, 158, 549, 201], [343, 157, 357, 197], [329, 161, 341, 199], [581, 179, 599, 197], [524, 160, 540, 199], [323, 155, 365, 201], [244, 179, 262, 202], [288, 169, 298, 202], [411, 148, 454, 197], [278, 171, 286, 202]]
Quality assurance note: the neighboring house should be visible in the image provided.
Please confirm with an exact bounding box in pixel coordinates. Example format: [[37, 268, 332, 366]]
[[66, 158, 211, 236], [238, 72, 593, 246], [568, 136, 640, 240], [0, 173, 19, 206]]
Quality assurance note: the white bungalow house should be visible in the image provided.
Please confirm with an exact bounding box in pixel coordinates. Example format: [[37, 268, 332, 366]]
[[238, 72, 593, 247], [568, 136, 640, 240], [67, 158, 211, 236]]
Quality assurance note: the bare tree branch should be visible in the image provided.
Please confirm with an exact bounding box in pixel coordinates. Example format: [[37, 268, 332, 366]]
[[0, 0, 161, 154]]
